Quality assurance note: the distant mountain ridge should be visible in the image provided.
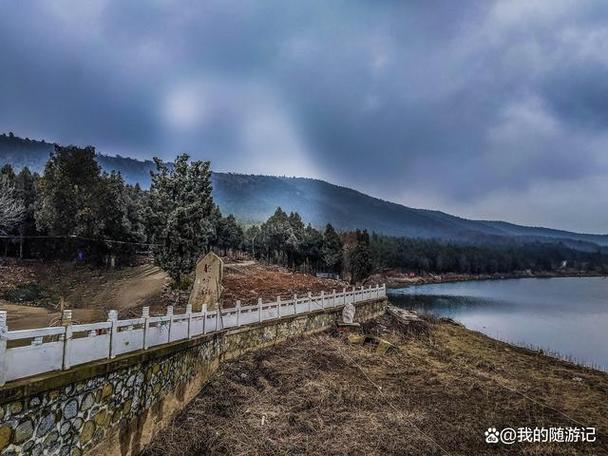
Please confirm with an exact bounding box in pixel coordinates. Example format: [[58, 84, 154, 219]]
[[2, 132, 607, 247], [0, 133, 157, 186]]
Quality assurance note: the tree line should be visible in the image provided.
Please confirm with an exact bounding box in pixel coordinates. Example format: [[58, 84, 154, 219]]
[[242, 212, 608, 281], [2, 144, 607, 287], [0, 145, 244, 286], [367, 233, 607, 275]]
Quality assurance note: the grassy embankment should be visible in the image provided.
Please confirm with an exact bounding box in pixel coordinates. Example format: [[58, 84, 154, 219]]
[[142, 313, 608, 456]]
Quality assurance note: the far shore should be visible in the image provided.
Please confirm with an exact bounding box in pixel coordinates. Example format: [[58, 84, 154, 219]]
[[372, 269, 608, 289]]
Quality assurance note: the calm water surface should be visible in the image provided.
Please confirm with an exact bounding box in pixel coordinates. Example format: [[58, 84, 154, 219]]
[[388, 277, 608, 371]]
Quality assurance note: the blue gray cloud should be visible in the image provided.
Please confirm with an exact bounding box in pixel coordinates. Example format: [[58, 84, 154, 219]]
[[1, 0, 607, 232]]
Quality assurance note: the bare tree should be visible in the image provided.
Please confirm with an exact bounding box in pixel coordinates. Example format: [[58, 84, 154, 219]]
[[0, 176, 24, 235]]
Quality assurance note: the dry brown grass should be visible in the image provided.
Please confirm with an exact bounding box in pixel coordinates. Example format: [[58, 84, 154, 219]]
[[142, 315, 608, 455]]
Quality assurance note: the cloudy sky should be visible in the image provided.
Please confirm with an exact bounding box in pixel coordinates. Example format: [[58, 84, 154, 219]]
[[1, 1, 607, 233]]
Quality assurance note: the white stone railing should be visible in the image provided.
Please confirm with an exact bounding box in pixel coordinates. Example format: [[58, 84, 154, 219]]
[[0, 284, 386, 385]]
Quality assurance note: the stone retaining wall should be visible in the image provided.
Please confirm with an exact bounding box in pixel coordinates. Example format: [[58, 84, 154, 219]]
[[0, 299, 387, 456]]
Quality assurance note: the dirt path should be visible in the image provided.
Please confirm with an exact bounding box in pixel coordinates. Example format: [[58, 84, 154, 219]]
[[65, 263, 169, 315]]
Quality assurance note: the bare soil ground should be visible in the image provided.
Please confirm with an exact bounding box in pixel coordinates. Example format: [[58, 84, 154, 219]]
[[223, 262, 349, 307], [142, 314, 608, 456], [0, 259, 170, 329]]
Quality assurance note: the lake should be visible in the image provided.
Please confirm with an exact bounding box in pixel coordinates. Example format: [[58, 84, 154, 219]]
[[388, 277, 608, 371]]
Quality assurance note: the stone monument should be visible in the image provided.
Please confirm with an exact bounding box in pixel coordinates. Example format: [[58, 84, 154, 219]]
[[188, 251, 224, 311], [342, 301, 356, 324]]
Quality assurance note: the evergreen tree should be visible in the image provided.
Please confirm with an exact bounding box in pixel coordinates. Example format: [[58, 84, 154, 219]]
[[147, 154, 215, 284], [349, 230, 373, 283], [96, 172, 147, 261], [0, 171, 24, 235], [216, 214, 244, 255], [259, 207, 293, 264], [14, 167, 39, 257], [300, 224, 323, 272], [286, 211, 305, 267], [243, 225, 261, 257], [35, 145, 104, 237], [34, 145, 146, 263], [321, 223, 343, 273]]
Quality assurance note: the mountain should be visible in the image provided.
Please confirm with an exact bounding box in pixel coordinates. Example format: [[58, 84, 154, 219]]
[[2, 132, 607, 247], [0, 133, 158, 186], [210, 173, 608, 248]]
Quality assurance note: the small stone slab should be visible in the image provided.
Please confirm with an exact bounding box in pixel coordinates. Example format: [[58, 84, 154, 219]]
[[347, 334, 365, 345]]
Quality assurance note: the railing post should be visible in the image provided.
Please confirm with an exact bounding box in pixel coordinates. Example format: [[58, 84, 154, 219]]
[[258, 298, 263, 323], [276, 296, 281, 318], [142, 307, 150, 350], [0, 311, 7, 386], [382, 283, 386, 297], [360, 286, 364, 302], [62, 310, 73, 370], [307, 292, 312, 312], [343, 287, 347, 306], [202, 304, 208, 334], [293, 294, 298, 315], [186, 303, 193, 339], [108, 310, 118, 359], [332, 289, 336, 307], [236, 301, 241, 327], [215, 307, 221, 332], [321, 291, 325, 309], [166, 306, 174, 343], [352, 286, 356, 304]]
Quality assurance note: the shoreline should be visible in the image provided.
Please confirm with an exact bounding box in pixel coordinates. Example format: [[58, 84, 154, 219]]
[[377, 270, 608, 289], [384, 273, 608, 374], [457, 321, 606, 374]]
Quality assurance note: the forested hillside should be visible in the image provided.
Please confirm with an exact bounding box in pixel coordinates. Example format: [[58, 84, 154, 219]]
[[0, 132, 157, 186], [2, 132, 607, 247]]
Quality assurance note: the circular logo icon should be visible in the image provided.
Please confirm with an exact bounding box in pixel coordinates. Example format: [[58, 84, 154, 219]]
[[500, 428, 517, 445]]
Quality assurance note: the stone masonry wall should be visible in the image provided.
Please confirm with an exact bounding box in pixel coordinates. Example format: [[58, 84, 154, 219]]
[[0, 299, 387, 456]]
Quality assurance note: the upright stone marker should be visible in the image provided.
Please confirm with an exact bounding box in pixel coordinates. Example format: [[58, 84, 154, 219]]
[[188, 252, 224, 312], [342, 301, 356, 325]]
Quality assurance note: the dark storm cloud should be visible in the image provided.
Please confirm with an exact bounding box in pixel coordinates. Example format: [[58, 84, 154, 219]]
[[1, 0, 608, 232]]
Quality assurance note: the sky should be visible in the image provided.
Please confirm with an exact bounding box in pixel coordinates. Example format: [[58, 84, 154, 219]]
[[1, 1, 608, 233]]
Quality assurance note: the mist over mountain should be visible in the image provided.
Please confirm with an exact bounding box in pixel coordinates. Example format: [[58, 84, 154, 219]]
[[2, 133, 607, 248]]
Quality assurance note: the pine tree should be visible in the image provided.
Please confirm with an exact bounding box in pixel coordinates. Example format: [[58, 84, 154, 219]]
[[35, 145, 104, 237], [300, 224, 323, 272], [259, 207, 293, 264], [321, 223, 343, 273], [216, 214, 244, 255], [147, 154, 215, 285], [349, 230, 373, 284], [243, 225, 261, 257]]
